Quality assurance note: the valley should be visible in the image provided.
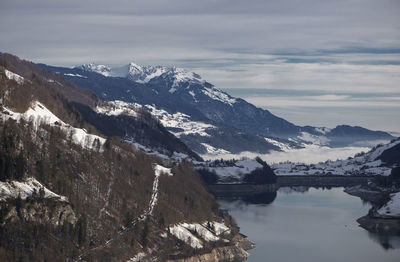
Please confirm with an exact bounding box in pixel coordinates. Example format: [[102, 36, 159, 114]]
[[0, 53, 399, 262]]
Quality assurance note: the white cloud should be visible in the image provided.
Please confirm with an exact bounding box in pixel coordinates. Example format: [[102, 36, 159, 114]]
[[1, 0, 399, 132]]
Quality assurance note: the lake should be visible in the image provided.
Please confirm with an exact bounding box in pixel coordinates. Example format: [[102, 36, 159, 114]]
[[218, 187, 400, 262]]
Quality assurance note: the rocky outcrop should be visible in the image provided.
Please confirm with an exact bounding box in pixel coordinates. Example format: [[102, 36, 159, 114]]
[[1, 199, 77, 226]]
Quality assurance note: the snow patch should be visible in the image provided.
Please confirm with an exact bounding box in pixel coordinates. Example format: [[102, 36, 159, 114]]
[[144, 105, 215, 137], [129, 252, 146, 262], [4, 69, 24, 84], [181, 223, 220, 242], [189, 90, 198, 102], [202, 86, 236, 106], [154, 164, 173, 177], [377, 192, 400, 218], [95, 100, 140, 117], [64, 73, 87, 78], [0, 177, 67, 202], [264, 137, 292, 151], [168, 221, 230, 249], [204, 221, 231, 236], [201, 143, 230, 155], [169, 224, 203, 249]]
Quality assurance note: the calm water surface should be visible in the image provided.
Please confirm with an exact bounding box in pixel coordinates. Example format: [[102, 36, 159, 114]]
[[218, 187, 400, 262]]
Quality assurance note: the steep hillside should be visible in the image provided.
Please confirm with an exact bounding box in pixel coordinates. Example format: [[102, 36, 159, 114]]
[[39, 62, 394, 156], [0, 54, 250, 261], [1, 53, 200, 159]]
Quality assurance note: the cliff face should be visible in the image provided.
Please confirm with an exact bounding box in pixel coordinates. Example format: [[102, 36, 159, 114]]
[[1, 199, 77, 226]]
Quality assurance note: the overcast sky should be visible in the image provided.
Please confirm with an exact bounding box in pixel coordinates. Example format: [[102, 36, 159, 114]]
[[1, 0, 399, 132]]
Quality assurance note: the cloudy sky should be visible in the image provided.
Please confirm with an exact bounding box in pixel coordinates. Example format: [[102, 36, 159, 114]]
[[1, 0, 399, 133]]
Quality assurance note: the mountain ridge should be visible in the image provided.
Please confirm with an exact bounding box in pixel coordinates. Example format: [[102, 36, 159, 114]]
[[39, 62, 395, 156]]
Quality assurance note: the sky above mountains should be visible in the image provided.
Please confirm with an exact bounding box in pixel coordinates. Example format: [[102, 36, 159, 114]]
[[1, 0, 399, 132]]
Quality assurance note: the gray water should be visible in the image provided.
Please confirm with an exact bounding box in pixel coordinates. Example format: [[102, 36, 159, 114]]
[[219, 187, 400, 262]]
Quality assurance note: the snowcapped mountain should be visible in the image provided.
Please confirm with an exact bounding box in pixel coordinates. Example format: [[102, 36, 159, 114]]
[[77, 63, 112, 76], [78, 62, 205, 87], [39, 62, 395, 157]]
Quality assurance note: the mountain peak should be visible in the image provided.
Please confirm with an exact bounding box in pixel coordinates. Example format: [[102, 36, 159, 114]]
[[76, 62, 205, 89], [76, 63, 111, 76]]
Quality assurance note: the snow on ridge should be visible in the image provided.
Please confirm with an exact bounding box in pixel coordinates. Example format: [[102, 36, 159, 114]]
[[76, 63, 111, 76], [4, 69, 24, 84], [171, 67, 204, 88], [365, 139, 400, 162], [202, 86, 236, 106], [126, 62, 168, 83], [0, 177, 68, 202], [1, 101, 106, 151], [377, 192, 400, 218]]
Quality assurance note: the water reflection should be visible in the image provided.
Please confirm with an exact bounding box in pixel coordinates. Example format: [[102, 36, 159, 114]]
[[368, 232, 400, 250], [219, 192, 277, 205], [219, 187, 400, 262]]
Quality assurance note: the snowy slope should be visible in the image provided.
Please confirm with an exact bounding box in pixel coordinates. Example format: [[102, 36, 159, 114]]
[[4, 69, 25, 84], [166, 221, 231, 249], [272, 139, 400, 176], [376, 192, 400, 218], [1, 100, 106, 151], [0, 177, 67, 202], [95, 100, 216, 138]]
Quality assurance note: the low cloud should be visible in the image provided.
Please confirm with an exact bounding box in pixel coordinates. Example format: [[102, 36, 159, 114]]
[[203, 145, 370, 165]]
